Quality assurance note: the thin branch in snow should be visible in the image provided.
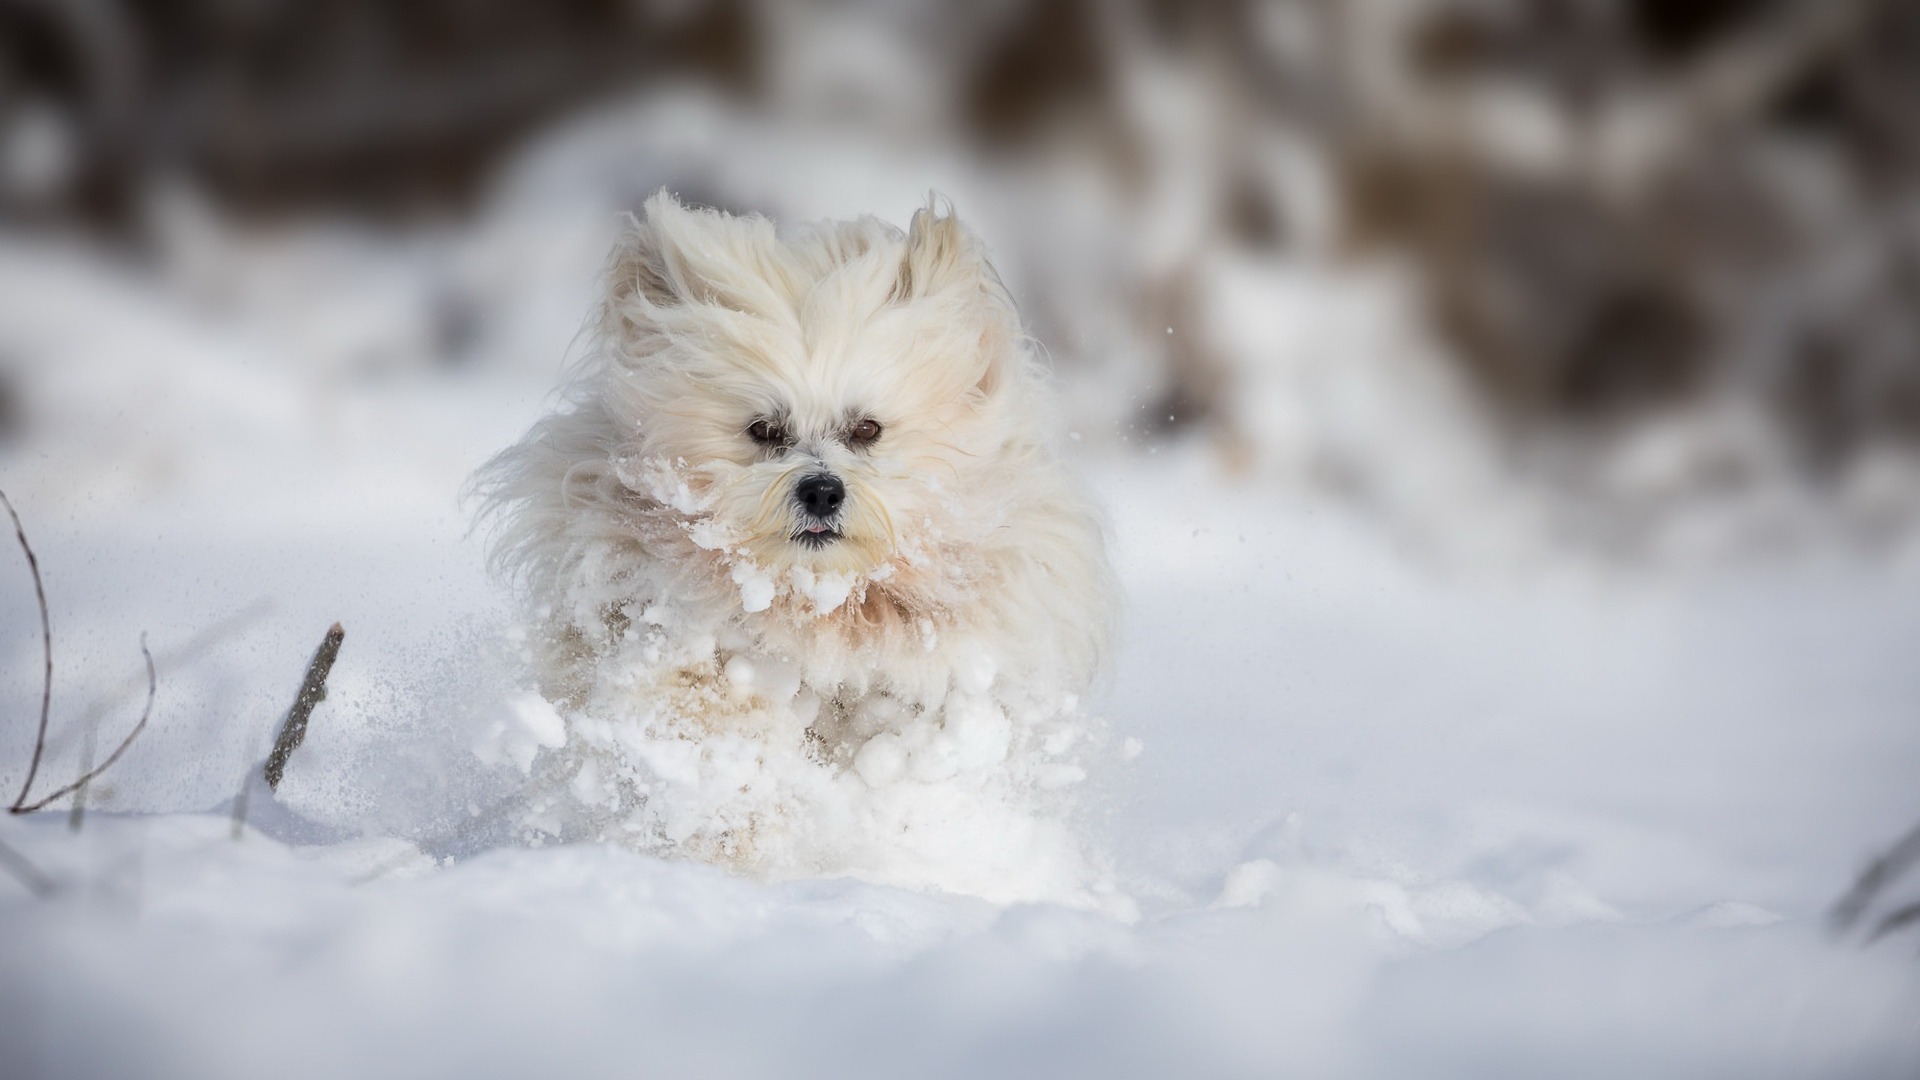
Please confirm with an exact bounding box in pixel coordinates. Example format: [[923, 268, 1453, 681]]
[[3, 491, 163, 817], [235, 621, 346, 837], [264, 623, 345, 792], [2, 489, 54, 813], [12, 636, 155, 815]]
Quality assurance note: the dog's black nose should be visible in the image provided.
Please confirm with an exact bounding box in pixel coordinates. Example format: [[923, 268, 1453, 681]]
[[794, 473, 845, 519]]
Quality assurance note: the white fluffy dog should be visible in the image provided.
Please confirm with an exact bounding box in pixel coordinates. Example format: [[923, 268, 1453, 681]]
[[476, 193, 1116, 896]]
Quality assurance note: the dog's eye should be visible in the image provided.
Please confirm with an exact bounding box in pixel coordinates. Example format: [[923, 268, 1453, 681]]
[[747, 419, 787, 447], [846, 418, 883, 446]]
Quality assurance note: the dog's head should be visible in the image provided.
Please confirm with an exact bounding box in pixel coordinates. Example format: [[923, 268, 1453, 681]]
[[479, 192, 1112, 689], [595, 192, 1048, 597]]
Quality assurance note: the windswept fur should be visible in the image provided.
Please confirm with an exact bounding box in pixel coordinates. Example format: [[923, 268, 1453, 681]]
[[474, 191, 1114, 742]]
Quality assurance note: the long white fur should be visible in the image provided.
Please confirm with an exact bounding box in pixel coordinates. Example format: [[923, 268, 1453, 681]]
[[478, 191, 1114, 710]]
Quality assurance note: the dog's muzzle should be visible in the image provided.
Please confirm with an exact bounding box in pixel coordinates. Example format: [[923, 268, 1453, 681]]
[[792, 473, 845, 546]]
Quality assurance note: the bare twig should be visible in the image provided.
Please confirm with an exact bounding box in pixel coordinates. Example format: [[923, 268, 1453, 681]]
[[1832, 821, 1920, 940], [236, 623, 347, 837], [11, 635, 155, 815], [57, 600, 273, 836], [0, 834, 53, 897], [2, 488, 54, 813], [263, 623, 345, 792]]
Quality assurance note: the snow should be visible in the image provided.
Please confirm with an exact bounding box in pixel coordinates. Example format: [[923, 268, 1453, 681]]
[[473, 693, 569, 775], [3, 200, 1919, 1076]]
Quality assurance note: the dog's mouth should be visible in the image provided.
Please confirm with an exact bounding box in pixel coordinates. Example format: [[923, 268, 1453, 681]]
[[792, 522, 842, 548]]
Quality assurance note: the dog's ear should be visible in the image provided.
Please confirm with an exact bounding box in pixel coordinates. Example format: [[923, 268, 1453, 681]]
[[603, 191, 795, 339], [605, 214, 677, 312], [897, 199, 1021, 397], [895, 199, 986, 303], [604, 190, 709, 322]]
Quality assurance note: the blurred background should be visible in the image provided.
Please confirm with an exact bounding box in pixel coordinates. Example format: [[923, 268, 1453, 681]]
[[4, 0, 1919, 563]]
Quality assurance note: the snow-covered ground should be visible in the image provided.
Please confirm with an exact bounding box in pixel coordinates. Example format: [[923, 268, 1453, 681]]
[[2, 199, 1918, 1078]]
